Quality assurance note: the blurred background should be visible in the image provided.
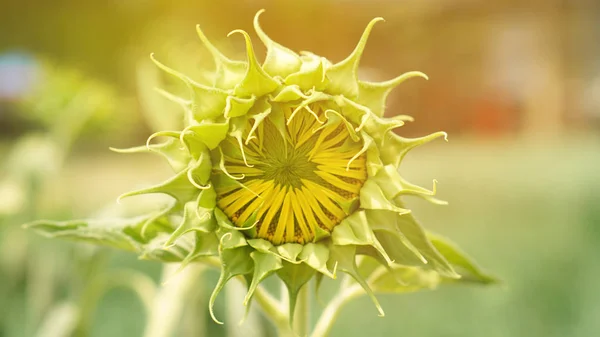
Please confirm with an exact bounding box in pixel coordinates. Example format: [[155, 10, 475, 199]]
[[1, 0, 599, 336]]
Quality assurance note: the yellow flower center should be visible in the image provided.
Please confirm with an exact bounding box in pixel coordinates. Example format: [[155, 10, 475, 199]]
[[214, 104, 367, 245]]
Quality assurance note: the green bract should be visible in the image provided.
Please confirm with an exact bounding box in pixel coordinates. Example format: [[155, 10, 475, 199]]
[[26, 10, 494, 325]]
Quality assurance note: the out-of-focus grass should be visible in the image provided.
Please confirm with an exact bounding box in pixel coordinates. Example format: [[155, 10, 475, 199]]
[[21, 134, 598, 337], [331, 134, 600, 337]]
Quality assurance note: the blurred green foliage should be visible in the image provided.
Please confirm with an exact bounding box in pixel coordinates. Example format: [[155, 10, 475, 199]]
[[0, 61, 152, 337], [17, 62, 135, 145]]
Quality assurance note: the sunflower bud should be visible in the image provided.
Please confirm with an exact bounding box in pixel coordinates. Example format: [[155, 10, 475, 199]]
[[26, 10, 494, 325]]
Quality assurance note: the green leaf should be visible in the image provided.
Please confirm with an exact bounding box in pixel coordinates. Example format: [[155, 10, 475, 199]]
[[25, 218, 143, 252], [188, 82, 229, 121], [276, 261, 316, 324], [369, 265, 440, 294], [187, 150, 213, 188], [111, 135, 190, 173], [228, 115, 254, 167], [392, 208, 460, 279], [379, 132, 447, 168], [276, 244, 303, 263], [356, 71, 428, 117], [284, 55, 328, 92], [179, 231, 219, 267], [428, 233, 498, 284], [285, 91, 330, 125], [266, 103, 288, 142], [183, 121, 230, 151], [270, 85, 308, 103], [334, 96, 372, 132], [214, 206, 253, 232], [224, 95, 256, 119], [209, 245, 254, 324], [248, 239, 305, 265], [253, 10, 302, 78], [150, 54, 229, 121], [325, 18, 384, 98], [328, 244, 384, 317], [366, 210, 427, 267], [140, 232, 195, 262], [246, 99, 272, 145], [371, 165, 447, 205], [165, 190, 216, 247], [316, 109, 360, 142], [360, 180, 410, 214], [195, 25, 247, 90], [244, 251, 283, 305], [117, 167, 199, 204], [299, 242, 336, 278], [229, 29, 280, 98], [248, 238, 275, 253], [24, 203, 175, 257], [332, 211, 393, 265]]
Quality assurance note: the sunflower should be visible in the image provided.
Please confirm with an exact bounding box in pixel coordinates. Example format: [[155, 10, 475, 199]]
[[27, 10, 494, 327]]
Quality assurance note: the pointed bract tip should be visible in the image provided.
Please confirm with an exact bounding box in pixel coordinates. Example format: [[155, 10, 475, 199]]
[[227, 29, 247, 38], [195, 24, 207, 43], [253, 9, 267, 40], [401, 71, 429, 81], [210, 309, 224, 325], [149, 53, 164, 69], [196, 24, 234, 65], [146, 132, 164, 149], [187, 170, 211, 190], [371, 17, 386, 24], [149, 53, 160, 65], [255, 8, 266, 19], [364, 16, 386, 37], [219, 232, 233, 248], [227, 29, 259, 65], [344, 16, 386, 66], [116, 194, 126, 204]]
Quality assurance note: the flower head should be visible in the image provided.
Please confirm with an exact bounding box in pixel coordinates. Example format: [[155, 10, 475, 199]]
[[27, 10, 494, 325]]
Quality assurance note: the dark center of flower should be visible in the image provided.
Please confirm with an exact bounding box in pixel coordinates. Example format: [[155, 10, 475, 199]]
[[213, 104, 367, 245]]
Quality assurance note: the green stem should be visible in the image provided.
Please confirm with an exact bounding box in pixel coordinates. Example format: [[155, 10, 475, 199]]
[[225, 281, 264, 337], [253, 285, 294, 336], [293, 284, 310, 336], [310, 284, 363, 337], [71, 267, 157, 337], [143, 264, 205, 337]]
